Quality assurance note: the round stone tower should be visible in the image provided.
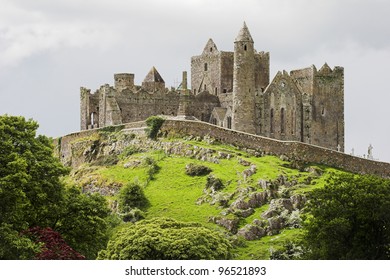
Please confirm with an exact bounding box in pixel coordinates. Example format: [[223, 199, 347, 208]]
[[232, 22, 256, 134]]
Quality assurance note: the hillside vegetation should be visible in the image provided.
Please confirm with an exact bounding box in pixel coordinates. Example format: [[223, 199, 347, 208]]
[[3, 115, 389, 259], [65, 125, 344, 259]]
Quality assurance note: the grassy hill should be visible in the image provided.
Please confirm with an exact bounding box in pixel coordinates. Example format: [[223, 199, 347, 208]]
[[65, 128, 345, 259]]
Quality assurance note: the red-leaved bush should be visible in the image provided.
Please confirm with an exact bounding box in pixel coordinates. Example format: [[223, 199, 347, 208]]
[[24, 227, 85, 260]]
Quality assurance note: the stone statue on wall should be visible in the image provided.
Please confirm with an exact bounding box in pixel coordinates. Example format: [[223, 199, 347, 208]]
[[368, 144, 373, 160]]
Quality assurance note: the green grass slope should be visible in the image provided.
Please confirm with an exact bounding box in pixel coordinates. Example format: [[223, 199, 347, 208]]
[[67, 133, 345, 259]]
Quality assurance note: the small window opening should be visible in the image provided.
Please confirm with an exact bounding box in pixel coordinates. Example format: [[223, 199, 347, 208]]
[[223, 89, 227, 93], [321, 107, 325, 116], [91, 112, 95, 128], [204, 84, 207, 91], [227, 116, 232, 129], [281, 108, 285, 134], [244, 44, 247, 51], [270, 109, 274, 133], [210, 47, 213, 52], [215, 87, 218, 95], [204, 63, 208, 71]]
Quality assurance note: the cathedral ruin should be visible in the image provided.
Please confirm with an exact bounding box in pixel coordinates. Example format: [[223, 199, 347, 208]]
[[80, 22, 344, 151]]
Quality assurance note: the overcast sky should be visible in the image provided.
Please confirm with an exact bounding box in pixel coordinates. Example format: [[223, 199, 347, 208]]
[[1, 0, 390, 162]]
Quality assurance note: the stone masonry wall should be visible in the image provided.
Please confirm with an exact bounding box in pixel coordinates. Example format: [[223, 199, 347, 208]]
[[159, 120, 390, 178], [57, 119, 390, 178]]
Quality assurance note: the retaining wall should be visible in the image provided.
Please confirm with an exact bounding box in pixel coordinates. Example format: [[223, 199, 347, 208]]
[[56, 119, 390, 178]]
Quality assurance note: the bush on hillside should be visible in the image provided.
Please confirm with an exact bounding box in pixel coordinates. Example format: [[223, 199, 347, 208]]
[[118, 182, 149, 213], [97, 217, 232, 260], [185, 163, 212, 176], [145, 116, 165, 139]]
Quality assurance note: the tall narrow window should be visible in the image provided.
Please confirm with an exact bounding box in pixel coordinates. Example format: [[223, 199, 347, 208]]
[[270, 109, 274, 133], [259, 108, 262, 133], [227, 116, 232, 129], [281, 108, 285, 134], [215, 87, 218, 95], [204, 63, 208, 71], [91, 112, 95, 128], [291, 110, 295, 135], [244, 44, 247, 51]]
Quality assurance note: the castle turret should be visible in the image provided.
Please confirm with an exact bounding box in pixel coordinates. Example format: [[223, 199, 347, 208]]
[[232, 22, 256, 134], [114, 73, 134, 91]]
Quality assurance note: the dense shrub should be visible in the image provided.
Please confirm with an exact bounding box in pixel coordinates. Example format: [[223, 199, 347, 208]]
[[98, 218, 232, 260], [118, 182, 149, 212], [143, 157, 160, 180], [145, 116, 165, 139], [185, 163, 212, 176], [205, 174, 224, 191]]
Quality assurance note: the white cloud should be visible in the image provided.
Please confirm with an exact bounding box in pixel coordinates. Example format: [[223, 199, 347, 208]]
[[0, 0, 119, 68]]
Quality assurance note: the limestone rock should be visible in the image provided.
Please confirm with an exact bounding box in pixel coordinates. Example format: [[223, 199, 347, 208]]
[[237, 224, 266, 240], [210, 216, 239, 233]]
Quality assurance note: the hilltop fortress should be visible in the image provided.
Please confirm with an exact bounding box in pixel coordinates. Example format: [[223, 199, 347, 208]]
[[80, 23, 344, 152]]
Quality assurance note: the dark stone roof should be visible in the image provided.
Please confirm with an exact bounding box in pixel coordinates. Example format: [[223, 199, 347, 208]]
[[143, 66, 165, 83]]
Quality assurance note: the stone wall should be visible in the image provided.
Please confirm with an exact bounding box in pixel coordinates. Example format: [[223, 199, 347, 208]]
[[159, 120, 390, 178], [57, 119, 390, 178]]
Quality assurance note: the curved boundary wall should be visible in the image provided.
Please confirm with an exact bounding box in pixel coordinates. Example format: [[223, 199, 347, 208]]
[[57, 119, 390, 178]]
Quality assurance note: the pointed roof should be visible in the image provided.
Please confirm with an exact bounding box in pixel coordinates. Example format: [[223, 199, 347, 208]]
[[235, 22, 253, 43], [318, 63, 333, 75], [202, 38, 218, 54], [143, 66, 165, 83]]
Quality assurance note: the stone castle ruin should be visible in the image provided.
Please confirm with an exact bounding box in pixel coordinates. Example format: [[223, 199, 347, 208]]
[[80, 22, 344, 151]]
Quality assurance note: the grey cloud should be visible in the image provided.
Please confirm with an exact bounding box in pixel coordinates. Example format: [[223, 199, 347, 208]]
[[1, 0, 389, 161]]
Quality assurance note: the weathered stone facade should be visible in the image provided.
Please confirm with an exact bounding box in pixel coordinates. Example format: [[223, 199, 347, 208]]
[[80, 22, 344, 151]]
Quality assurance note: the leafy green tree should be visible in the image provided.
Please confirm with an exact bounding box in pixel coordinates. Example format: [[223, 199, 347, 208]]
[[0, 223, 40, 260], [98, 217, 232, 260], [0, 115, 68, 229], [118, 182, 148, 212], [0, 115, 111, 259], [0, 115, 69, 259], [54, 186, 110, 260], [304, 173, 390, 259]]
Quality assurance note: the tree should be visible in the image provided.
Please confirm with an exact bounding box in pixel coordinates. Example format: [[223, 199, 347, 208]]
[[24, 227, 85, 260], [0, 223, 40, 260], [0, 116, 68, 229], [304, 173, 390, 259], [0, 115, 111, 259], [0, 115, 69, 259], [54, 186, 110, 260], [98, 217, 232, 260]]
